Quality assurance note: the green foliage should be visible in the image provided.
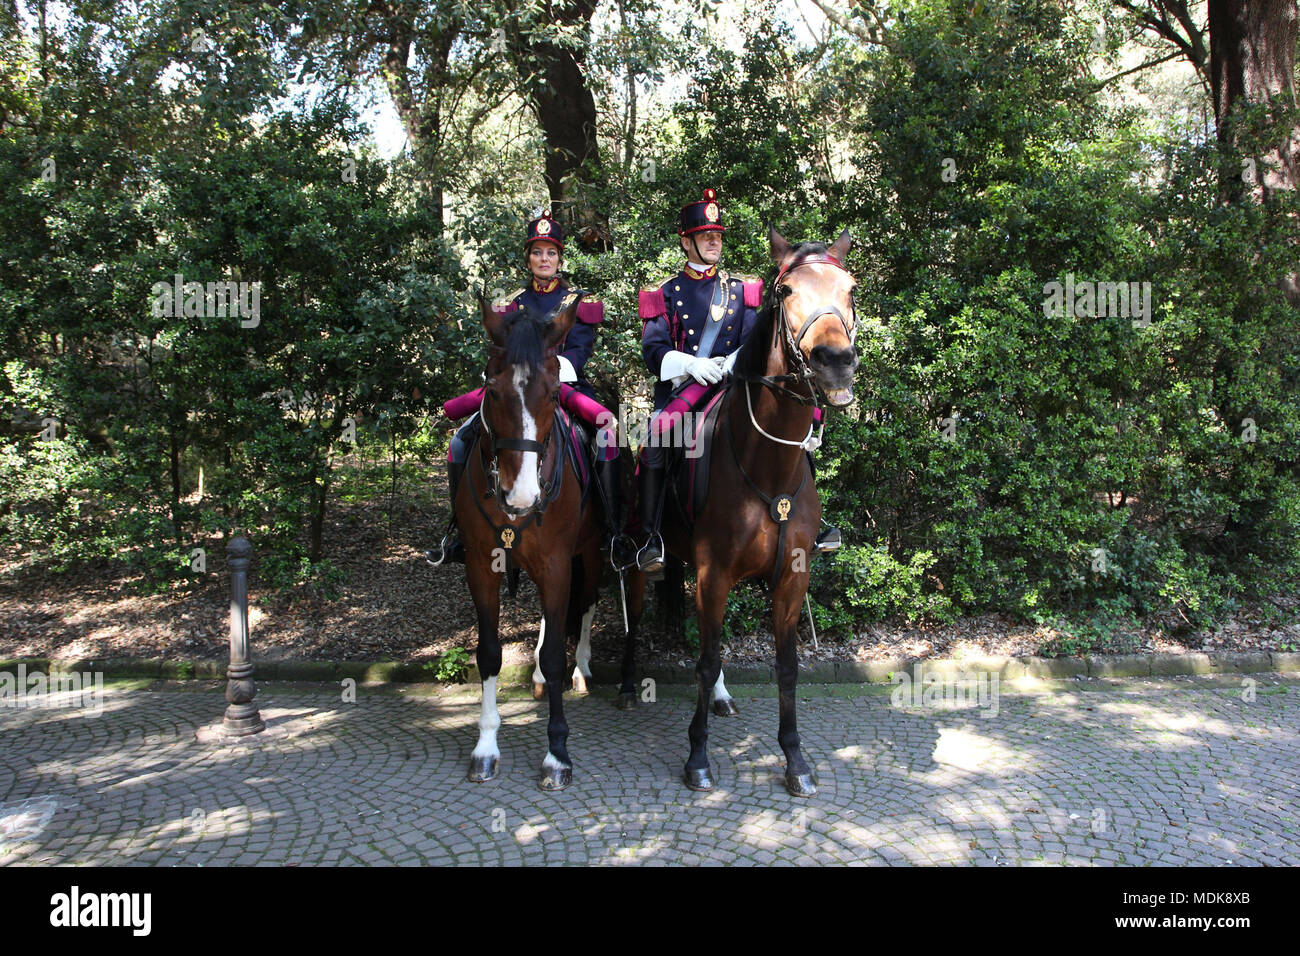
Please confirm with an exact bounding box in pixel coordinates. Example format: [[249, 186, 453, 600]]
[[425, 647, 471, 683], [3, 0, 1297, 647]]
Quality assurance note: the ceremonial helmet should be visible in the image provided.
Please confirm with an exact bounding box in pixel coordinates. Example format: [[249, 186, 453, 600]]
[[678, 188, 726, 236], [525, 212, 565, 251]]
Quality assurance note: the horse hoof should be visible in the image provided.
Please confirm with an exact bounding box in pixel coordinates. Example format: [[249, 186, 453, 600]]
[[538, 764, 572, 792], [683, 767, 714, 792], [467, 755, 499, 783], [532, 681, 546, 701], [712, 698, 739, 717], [571, 673, 591, 696], [616, 692, 638, 711], [785, 770, 818, 798]]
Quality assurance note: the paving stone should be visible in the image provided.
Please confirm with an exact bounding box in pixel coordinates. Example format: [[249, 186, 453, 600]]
[[1, 677, 1297, 866]]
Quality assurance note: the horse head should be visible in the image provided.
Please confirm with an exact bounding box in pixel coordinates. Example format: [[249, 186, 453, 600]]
[[478, 291, 583, 517], [767, 226, 859, 407]]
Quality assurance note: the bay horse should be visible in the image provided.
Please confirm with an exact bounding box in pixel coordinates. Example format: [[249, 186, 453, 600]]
[[626, 226, 859, 797], [459, 292, 608, 791]]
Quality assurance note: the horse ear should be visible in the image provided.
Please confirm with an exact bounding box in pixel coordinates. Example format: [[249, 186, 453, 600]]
[[768, 223, 792, 266], [546, 292, 584, 350], [829, 228, 852, 263], [479, 288, 506, 345]]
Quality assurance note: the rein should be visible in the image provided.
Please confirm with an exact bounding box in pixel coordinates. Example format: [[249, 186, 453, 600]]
[[723, 250, 856, 586]]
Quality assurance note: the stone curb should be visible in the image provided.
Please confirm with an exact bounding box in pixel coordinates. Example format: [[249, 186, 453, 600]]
[[2, 650, 1296, 688]]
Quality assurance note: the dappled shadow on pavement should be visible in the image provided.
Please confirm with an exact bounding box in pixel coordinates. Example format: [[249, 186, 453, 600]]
[[0, 676, 1296, 866]]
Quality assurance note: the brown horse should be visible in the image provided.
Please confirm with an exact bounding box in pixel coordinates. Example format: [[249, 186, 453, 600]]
[[626, 226, 859, 797], [459, 293, 606, 791]]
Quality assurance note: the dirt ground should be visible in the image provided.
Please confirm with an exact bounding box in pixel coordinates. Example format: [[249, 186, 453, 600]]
[[3, 479, 1298, 671]]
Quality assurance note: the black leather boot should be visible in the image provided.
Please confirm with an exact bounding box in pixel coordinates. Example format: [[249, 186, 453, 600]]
[[595, 454, 636, 568], [635, 463, 667, 574], [807, 452, 842, 552], [425, 458, 467, 566]]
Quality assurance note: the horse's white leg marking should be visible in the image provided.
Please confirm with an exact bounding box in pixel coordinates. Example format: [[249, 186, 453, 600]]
[[472, 676, 501, 759], [532, 616, 546, 686], [505, 364, 540, 509], [711, 669, 732, 703], [573, 604, 595, 680], [543, 751, 571, 771]]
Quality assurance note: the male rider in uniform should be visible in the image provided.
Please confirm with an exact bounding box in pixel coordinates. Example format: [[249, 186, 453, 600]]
[[634, 189, 840, 573]]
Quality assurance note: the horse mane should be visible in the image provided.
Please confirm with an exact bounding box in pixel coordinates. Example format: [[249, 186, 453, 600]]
[[732, 241, 829, 379], [502, 304, 550, 372]]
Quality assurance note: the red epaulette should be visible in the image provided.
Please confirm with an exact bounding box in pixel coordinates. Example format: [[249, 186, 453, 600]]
[[576, 300, 604, 324], [638, 285, 667, 319]]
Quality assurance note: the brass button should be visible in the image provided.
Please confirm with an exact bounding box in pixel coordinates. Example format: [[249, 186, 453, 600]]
[[692, 345, 698, 351], [731, 294, 737, 300], [726, 325, 732, 330], [682, 313, 689, 319], [689, 329, 695, 335], [674, 285, 680, 291], [676, 300, 682, 306]]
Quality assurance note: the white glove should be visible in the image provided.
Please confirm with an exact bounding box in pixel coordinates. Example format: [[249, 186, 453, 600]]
[[660, 350, 723, 386], [557, 355, 578, 383]]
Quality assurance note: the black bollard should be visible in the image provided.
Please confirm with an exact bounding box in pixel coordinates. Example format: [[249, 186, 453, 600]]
[[223, 535, 265, 736]]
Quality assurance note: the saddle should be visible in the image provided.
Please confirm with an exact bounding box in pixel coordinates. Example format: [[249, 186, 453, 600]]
[[556, 408, 594, 508], [658, 381, 729, 534]]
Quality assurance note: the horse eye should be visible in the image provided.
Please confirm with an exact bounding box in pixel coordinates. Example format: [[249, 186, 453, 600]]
[[778, 285, 794, 299]]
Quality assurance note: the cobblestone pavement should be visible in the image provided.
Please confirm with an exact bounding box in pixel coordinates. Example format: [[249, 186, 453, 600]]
[[1, 675, 1297, 866]]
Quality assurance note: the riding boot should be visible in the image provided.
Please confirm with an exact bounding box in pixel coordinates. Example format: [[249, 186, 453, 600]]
[[635, 463, 667, 574], [807, 451, 842, 553], [595, 454, 635, 567], [425, 458, 467, 566]]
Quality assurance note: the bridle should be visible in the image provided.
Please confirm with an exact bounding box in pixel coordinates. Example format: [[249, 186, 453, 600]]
[[737, 254, 857, 407], [732, 253, 858, 452], [474, 345, 565, 526]]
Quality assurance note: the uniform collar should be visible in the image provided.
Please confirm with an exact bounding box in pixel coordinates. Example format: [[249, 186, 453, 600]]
[[683, 262, 718, 280], [530, 276, 560, 294]]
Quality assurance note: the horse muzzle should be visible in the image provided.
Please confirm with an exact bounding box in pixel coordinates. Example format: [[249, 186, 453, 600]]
[[809, 344, 858, 407]]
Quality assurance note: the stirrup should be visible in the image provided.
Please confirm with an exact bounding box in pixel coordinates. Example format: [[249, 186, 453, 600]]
[[609, 533, 638, 571], [815, 526, 842, 553], [425, 534, 462, 567], [636, 533, 666, 576]]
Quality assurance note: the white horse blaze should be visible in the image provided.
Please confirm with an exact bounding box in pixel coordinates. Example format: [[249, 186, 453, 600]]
[[504, 364, 541, 509], [472, 676, 500, 759]]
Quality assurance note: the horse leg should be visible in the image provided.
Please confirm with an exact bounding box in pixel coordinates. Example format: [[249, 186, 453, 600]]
[[683, 569, 729, 791], [467, 556, 504, 783], [773, 580, 817, 797], [571, 553, 598, 695], [711, 669, 739, 717], [531, 616, 547, 701], [571, 603, 595, 695], [617, 568, 645, 710], [537, 573, 574, 791]]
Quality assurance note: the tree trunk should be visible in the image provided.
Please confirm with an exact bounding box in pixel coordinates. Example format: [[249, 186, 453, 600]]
[[1208, 0, 1300, 305], [510, 1, 610, 251], [380, 2, 456, 236]]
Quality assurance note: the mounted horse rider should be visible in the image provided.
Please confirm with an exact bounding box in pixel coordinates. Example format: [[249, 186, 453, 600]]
[[427, 212, 622, 565], [633, 189, 841, 574]]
